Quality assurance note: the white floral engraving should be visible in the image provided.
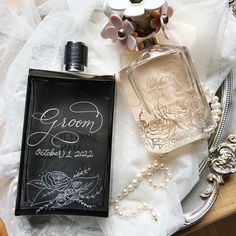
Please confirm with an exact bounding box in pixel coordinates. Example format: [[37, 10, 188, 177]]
[[133, 59, 213, 153], [27, 169, 103, 214]]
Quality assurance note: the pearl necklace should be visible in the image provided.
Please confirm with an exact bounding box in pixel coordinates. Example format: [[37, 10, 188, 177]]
[[112, 85, 221, 222], [201, 83, 222, 138], [112, 160, 172, 222]]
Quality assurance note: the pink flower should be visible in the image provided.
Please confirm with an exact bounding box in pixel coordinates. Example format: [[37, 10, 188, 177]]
[[160, 2, 173, 39], [101, 14, 137, 53], [106, 0, 166, 17], [150, 2, 173, 39]]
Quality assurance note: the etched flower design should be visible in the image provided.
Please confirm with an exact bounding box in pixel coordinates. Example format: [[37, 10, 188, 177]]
[[41, 171, 71, 191], [28, 170, 103, 213], [106, 0, 166, 17], [56, 193, 67, 205], [101, 14, 136, 53], [147, 118, 175, 135], [65, 188, 75, 198], [72, 180, 82, 190]]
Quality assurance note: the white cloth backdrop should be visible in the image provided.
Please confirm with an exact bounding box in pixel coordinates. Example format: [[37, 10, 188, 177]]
[[0, 0, 235, 235]]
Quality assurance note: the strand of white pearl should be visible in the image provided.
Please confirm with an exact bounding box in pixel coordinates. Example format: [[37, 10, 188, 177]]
[[112, 160, 172, 222], [201, 84, 222, 137]]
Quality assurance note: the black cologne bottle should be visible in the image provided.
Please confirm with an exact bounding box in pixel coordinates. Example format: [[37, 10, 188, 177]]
[[15, 42, 115, 217]]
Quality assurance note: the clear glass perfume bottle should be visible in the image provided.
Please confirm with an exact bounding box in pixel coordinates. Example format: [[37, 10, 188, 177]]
[[120, 37, 214, 154], [15, 42, 115, 217]]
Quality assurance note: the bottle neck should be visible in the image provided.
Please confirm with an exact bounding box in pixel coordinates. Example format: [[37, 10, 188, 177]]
[[65, 64, 85, 72], [137, 34, 159, 51]]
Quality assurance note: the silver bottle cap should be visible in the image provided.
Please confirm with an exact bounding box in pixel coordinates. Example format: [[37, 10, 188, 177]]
[[64, 41, 88, 72]]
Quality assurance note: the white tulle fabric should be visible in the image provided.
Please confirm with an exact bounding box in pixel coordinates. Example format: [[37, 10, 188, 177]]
[[0, 0, 235, 236]]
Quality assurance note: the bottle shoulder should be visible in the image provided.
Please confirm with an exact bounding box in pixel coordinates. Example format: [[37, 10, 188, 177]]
[[121, 45, 188, 72], [29, 69, 115, 81]]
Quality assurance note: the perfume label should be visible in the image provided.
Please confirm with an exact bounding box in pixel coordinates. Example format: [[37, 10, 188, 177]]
[[15, 70, 115, 216]]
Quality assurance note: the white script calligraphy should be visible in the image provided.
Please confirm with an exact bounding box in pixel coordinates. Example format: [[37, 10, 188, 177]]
[[27, 101, 103, 147]]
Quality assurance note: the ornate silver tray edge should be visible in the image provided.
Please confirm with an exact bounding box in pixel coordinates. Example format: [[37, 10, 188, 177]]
[[180, 70, 235, 229]]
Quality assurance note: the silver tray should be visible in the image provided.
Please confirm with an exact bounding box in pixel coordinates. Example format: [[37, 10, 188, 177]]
[[180, 71, 235, 230]]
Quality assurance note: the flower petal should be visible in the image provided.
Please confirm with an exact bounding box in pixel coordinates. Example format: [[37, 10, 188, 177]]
[[116, 39, 127, 53], [151, 18, 161, 29], [124, 20, 135, 35], [127, 35, 136, 50], [101, 22, 110, 38], [160, 16, 165, 30], [163, 28, 170, 39], [110, 14, 124, 28], [101, 26, 118, 39], [107, 0, 128, 10], [144, 0, 166, 10], [151, 9, 161, 18], [167, 7, 174, 17], [161, 2, 168, 14], [124, 5, 145, 17], [160, 17, 169, 39]]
